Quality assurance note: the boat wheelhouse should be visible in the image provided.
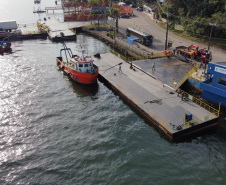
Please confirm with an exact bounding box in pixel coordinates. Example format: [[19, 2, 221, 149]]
[[200, 62, 226, 106]]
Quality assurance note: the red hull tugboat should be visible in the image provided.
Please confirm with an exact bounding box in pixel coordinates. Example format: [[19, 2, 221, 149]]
[[56, 43, 99, 84], [0, 36, 11, 53]]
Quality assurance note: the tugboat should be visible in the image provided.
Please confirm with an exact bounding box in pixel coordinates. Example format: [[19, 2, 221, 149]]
[[0, 36, 11, 53], [56, 43, 99, 84]]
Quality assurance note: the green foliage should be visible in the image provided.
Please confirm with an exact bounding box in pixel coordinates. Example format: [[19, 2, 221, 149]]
[[161, 0, 226, 47]]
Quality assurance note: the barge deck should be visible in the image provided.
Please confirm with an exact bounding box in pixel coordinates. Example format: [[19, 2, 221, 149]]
[[96, 53, 219, 141]]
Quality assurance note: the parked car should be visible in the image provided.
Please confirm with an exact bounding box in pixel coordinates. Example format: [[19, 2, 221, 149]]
[[130, 3, 136, 8], [136, 7, 143, 11], [120, 14, 129, 18]]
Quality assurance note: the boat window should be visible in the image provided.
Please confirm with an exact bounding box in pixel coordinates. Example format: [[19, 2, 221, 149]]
[[84, 64, 88, 67], [79, 64, 83, 67], [217, 76, 226, 86]]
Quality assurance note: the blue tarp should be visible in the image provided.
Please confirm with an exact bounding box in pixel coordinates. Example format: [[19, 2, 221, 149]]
[[127, 36, 138, 45]]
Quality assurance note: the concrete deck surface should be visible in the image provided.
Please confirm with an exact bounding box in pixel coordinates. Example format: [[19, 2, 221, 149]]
[[96, 53, 214, 134]]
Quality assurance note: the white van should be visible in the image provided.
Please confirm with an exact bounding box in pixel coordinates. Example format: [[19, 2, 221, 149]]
[[118, 2, 126, 6]]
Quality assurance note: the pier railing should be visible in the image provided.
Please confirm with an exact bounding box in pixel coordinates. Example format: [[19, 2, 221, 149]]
[[115, 38, 149, 57], [180, 90, 220, 129], [127, 52, 166, 61], [174, 63, 200, 90], [180, 90, 220, 117], [109, 47, 165, 63], [183, 113, 217, 129], [110, 48, 127, 61]]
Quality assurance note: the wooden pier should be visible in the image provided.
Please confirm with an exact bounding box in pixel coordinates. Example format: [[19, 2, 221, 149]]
[[95, 52, 219, 141]]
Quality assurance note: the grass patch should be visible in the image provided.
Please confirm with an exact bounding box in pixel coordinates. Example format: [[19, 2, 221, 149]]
[[156, 22, 226, 50]]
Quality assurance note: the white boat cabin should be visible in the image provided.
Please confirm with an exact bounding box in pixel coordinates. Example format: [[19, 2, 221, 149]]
[[70, 56, 94, 73]]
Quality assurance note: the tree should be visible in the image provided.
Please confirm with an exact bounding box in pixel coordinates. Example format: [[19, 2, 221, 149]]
[[105, 7, 119, 33]]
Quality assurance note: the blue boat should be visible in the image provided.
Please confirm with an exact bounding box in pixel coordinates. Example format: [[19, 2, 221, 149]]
[[200, 62, 226, 107]]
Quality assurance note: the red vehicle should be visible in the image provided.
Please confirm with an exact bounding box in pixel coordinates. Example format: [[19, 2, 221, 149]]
[[176, 44, 212, 63], [136, 7, 143, 11], [200, 49, 212, 63]]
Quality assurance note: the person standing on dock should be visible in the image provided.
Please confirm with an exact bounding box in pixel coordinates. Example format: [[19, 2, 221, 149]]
[[181, 91, 184, 101], [119, 64, 122, 72], [152, 63, 155, 71]]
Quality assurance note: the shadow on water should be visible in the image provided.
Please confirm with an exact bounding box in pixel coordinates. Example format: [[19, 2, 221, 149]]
[[68, 79, 99, 97]]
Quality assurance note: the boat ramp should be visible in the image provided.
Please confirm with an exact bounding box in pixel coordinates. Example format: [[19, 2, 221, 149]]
[[95, 52, 219, 141]]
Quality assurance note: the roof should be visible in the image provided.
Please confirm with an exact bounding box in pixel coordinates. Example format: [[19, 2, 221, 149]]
[[128, 36, 138, 41], [127, 27, 152, 37], [127, 36, 138, 45]]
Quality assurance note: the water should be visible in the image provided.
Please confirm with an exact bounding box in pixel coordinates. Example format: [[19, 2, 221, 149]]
[[0, 0, 226, 184]]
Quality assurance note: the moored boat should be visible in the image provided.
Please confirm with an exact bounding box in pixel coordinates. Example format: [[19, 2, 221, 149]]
[[0, 36, 11, 53], [56, 43, 99, 84]]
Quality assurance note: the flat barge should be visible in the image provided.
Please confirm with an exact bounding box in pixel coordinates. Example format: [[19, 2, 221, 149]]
[[96, 53, 219, 141]]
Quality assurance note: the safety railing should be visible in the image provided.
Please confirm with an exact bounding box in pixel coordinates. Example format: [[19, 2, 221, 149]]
[[180, 90, 220, 117], [110, 48, 127, 61], [109, 48, 165, 63], [174, 63, 200, 90], [115, 38, 149, 57], [127, 52, 166, 61], [183, 113, 217, 129]]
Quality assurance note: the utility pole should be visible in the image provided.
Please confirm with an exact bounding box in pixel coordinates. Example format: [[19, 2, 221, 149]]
[[208, 23, 217, 51], [204, 23, 217, 74], [164, 11, 169, 51]]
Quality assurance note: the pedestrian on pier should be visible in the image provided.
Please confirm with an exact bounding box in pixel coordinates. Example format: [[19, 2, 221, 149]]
[[181, 91, 184, 101], [152, 63, 155, 71], [173, 49, 176, 55], [177, 89, 181, 97], [199, 61, 203, 69], [119, 64, 122, 72]]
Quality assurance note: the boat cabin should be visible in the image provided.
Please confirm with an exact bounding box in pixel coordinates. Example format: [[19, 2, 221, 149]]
[[71, 56, 94, 73], [200, 62, 226, 106]]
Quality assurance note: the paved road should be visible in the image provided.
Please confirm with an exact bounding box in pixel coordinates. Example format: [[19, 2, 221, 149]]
[[118, 9, 226, 63]]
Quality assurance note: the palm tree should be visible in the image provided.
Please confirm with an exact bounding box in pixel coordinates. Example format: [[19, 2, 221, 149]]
[[89, 0, 99, 24], [105, 7, 119, 33], [73, 0, 78, 14]]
